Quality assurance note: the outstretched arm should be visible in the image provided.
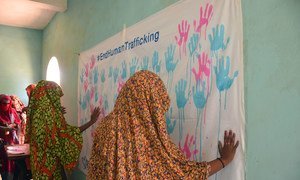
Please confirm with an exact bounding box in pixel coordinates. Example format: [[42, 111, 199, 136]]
[[79, 107, 101, 133], [208, 130, 239, 176]]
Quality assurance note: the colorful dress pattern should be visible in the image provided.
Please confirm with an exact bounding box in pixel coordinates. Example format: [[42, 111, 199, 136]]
[[27, 80, 83, 179], [88, 70, 209, 179]]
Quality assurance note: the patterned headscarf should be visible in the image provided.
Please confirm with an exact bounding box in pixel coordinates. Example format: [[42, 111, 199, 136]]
[[0, 94, 21, 144], [88, 70, 209, 179], [27, 80, 83, 179]]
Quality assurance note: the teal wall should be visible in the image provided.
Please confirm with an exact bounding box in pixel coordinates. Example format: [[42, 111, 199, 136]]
[[0, 25, 42, 104], [243, 0, 300, 179], [39, 0, 299, 179]]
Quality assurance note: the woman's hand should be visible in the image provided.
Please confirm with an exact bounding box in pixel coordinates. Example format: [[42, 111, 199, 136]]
[[79, 107, 101, 133], [218, 130, 239, 166], [91, 107, 101, 123]]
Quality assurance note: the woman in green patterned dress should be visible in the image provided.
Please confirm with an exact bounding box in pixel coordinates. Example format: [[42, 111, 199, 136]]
[[27, 80, 100, 179]]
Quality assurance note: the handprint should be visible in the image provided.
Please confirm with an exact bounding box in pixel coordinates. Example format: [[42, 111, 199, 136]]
[[208, 24, 230, 52], [165, 44, 178, 73], [193, 3, 213, 38], [140, 56, 149, 70], [175, 20, 190, 57], [84, 80, 89, 92], [117, 77, 125, 93], [188, 34, 200, 57], [179, 134, 199, 160], [192, 81, 207, 109], [165, 108, 176, 134], [214, 56, 238, 92], [95, 86, 99, 103], [84, 63, 89, 77], [101, 69, 105, 83], [80, 69, 84, 83], [79, 94, 87, 110], [152, 51, 161, 74], [113, 67, 119, 83], [121, 61, 127, 80], [175, 79, 190, 109], [90, 55, 96, 69], [93, 68, 99, 84], [108, 66, 113, 78], [130, 57, 139, 76], [192, 52, 211, 83], [90, 86, 95, 101]]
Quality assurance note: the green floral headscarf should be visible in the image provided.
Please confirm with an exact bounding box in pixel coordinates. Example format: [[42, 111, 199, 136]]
[[27, 80, 83, 179]]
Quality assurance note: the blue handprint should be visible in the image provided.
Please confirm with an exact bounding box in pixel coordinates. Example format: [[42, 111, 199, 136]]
[[175, 79, 190, 141], [79, 94, 87, 110], [93, 68, 99, 84], [208, 24, 230, 52], [175, 79, 190, 109], [80, 69, 84, 83], [214, 56, 238, 92], [165, 44, 178, 73], [121, 61, 127, 79], [95, 86, 99, 103], [152, 51, 161, 74], [108, 66, 113, 78], [113, 67, 119, 83], [104, 95, 109, 111], [165, 108, 176, 134], [140, 56, 149, 70], [101, 69, 105, 83], [130, 57, 139, 76], [192, 81, 207, 109], [188, 34, 200, 57]]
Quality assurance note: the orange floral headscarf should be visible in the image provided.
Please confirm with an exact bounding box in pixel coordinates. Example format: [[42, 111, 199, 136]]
[[88, 70, 208, 179]]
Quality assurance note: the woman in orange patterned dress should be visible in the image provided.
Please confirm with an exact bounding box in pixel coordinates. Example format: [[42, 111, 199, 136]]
[[88, 70, 239, 179]]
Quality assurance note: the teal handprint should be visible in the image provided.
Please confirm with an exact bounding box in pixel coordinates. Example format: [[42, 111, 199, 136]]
[[108, 66, 113, 78], [165, 44, 178, 73], [175, 79, 190, 109], [192, 81, 207, 109], [175, 79, 190, 141], [140, 56, 149, 70], [121, 61, 127, 79], [93, 68, 99, 84], [101, 69, 105, 83], [188, 34, 200, 57], [208, 24, 230, 52], [130, 57, 139, 76], [113, 67, 119, 83], [214, 56, 238, 92], [152, 51, 161, 74], [166, 108, 176, 134]]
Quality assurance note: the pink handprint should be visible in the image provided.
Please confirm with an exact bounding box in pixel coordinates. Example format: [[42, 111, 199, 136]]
[[179, 134, 199, 160], [83, 80, 89, 92], [84, 63, 89, 78], [117, 77, 125, 93], [175, 20, 190, 58], [90, 55, 96, 70], [192, 52, 211, 83], [193, 3, 213, 39], [90, 86, 95, 101]]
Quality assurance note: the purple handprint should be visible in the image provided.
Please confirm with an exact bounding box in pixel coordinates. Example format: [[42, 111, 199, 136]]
[[179, 134, 199, 160], [193, 3, 213, 39], [175, 20, 190, 58]]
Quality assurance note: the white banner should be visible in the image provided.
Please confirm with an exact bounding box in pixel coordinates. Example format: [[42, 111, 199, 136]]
[[78, 0, 245, 179]]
